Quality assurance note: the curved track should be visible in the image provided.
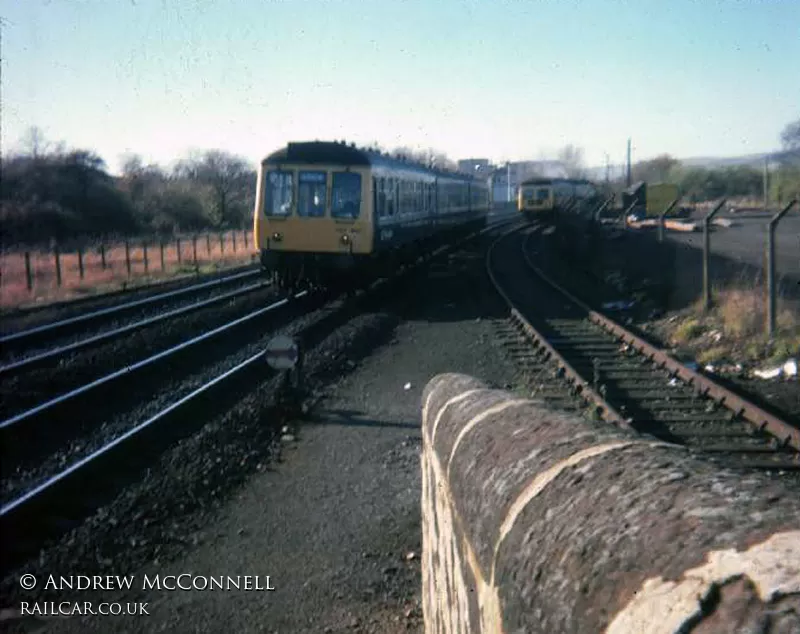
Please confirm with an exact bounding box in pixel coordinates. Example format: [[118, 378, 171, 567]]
[[0, 220, 512, 575], [486, 222, 800, 474]]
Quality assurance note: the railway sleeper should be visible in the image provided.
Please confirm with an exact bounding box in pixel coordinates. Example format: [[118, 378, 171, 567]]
[[640, 412, 749, 425], [599, 379, 689, 391], [565, 361, 658, 376], [636, 400, 723, 412], [602, 389, 701, 400], [571, 370, 672, 381], [683, 437, 781, 451], [545, 337, 617, 346], [663, 426, 765, 439]]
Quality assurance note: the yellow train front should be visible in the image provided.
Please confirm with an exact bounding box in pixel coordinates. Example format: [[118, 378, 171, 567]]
[[517, 178, 558, 221], [253, 141, 489, 292], [517, 177, 600, 223]]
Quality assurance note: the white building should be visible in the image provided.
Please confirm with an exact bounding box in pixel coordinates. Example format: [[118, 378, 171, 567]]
[[490, 161, 569, 202]]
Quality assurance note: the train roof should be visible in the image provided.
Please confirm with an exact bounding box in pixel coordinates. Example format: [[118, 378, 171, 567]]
[[520, 176, 599, 187], [262, 141, 483, 181]]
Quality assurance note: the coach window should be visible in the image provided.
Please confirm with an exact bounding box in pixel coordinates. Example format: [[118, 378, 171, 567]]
[[264, 170, 293, 216], [297, 171, 327, 217], [332, 172, 361, 219]]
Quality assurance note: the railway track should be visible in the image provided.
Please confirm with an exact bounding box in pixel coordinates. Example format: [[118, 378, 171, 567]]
[[0, 267, 268, 374], [487, 223, 800, 475], [0, 220, 513, 576], [0, 290, 313, 485]]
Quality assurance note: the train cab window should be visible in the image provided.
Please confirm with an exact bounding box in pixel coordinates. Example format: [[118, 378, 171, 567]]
[[331, 172, 361, 219], [297, 171, 327, 217], [535, 188, 550, 201], [264, 170, 293, 216]]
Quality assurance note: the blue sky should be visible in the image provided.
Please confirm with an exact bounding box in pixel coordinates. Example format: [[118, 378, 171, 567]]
[[2, 0, 799, 174]]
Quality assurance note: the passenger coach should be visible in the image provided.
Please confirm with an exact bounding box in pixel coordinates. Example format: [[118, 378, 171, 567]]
[[254, 141, 489, 291], [517, 177, 600, 222]]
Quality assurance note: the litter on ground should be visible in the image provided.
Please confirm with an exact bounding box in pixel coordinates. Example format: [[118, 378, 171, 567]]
[[753, 358, 798, 380]]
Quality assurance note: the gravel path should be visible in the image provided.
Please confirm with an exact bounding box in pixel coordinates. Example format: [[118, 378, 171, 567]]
[[0, 229, 524, 633]]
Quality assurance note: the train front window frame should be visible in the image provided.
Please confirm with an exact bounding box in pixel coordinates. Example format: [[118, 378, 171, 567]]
[[264, 170, 293, 217], [331, 172, 362, 219], [297, 170, 327, 218]]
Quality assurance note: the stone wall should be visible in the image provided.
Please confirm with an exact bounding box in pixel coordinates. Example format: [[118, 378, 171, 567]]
[[420, 373, 800, 633]]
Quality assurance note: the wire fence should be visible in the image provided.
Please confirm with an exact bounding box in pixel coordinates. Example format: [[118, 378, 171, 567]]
[[1, 228, 256, 309]]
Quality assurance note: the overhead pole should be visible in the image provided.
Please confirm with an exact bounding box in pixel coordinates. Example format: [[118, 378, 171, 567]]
[[763, 155, 769, 212], [626, 139, 632, 187], [702, 199, 727, 312], [766, 199, 798, 338]]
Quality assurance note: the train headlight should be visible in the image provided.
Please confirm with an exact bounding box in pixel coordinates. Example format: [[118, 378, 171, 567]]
[[272, 232, 283, 242], [340, 234, 350, 244]]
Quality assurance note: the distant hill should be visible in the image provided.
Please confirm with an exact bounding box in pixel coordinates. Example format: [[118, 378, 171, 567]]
[[585, 149, 796, 178], [678, 153, 770, 168]]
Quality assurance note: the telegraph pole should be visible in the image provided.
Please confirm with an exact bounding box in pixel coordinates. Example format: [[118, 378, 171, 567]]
[[507, 162, 511, 202], [763, 155, 769, 211], [626, 139, 632, 187], [604, 153, 610, 183]]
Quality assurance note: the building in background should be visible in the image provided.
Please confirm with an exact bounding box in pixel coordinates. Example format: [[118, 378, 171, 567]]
[[457, 158, 493, 180], [457, 157, 580, 203], [490, 161, 569, 202]]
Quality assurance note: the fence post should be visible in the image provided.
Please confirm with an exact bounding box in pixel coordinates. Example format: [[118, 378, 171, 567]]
[[54, 245, 62, 287], [192, 235, 198, 273], [24, 252, 33, 291], [657, 199, 680, 243], [78, 246, 85, 280], [125, 240, 132, 277], [219, 231, 224, 254], [232, 230, 237, 252], [176, 237, 182, 264], [621, 201, 637, 230], [100, 243, 107, 269], [160, 241, 166, 271], [766, 199, 798, 339], [143, 241, 149, 274], [592, 196, 613, 224], [702, 199, 726, 312], [206, 233, 211, 256]]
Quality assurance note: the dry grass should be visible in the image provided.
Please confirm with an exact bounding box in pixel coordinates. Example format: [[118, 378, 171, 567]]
[[0, 231, 255, 310], [718, 288, 764, 337], [673, 318, 704, 344], [664, 283, 799, 368]]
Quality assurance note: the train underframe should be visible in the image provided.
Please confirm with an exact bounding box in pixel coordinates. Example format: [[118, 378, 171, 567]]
[[522, 208, 556, 223], [259, 218, 486, 294]]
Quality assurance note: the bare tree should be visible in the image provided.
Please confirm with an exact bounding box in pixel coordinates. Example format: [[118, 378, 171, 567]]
[[631, 154, 680, 183], [558, 145, 586, 178], [19, 126, 48, 159], [174, 150, 254, 227], [780, 118, 800, 152]]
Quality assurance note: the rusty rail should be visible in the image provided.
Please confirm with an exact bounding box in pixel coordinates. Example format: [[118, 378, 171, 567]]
[[509, 224, 799, 452], [486, 224, 631, 429]]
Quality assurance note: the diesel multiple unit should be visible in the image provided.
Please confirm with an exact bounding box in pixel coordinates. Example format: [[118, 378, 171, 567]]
[[254, 141, 490, 291], [517, 177, 600, 221]]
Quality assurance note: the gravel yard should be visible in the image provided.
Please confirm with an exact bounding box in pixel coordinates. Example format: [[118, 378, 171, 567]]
[[0, 231, 524, 633]]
